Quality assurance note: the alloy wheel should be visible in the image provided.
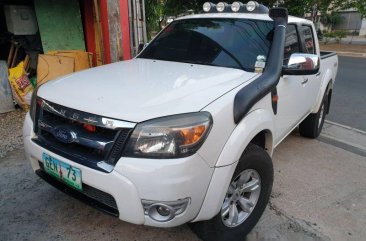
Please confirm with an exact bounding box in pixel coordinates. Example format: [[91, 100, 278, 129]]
[[221, 169, 261, 227]]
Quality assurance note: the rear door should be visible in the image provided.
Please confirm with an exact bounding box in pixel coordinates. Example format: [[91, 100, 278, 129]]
[[300, 24, 321, 112]]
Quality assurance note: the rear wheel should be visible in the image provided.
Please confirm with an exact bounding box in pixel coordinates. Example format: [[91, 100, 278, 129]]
[[189, 144, 273, 241], [299, 91, 329, 139]]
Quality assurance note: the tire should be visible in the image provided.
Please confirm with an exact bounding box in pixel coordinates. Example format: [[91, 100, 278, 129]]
[[189, 144, 273, 241], [299, 90, 329, 139]]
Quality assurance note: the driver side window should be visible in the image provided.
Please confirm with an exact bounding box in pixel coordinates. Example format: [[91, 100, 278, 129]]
[[283, 24, 300, 65]]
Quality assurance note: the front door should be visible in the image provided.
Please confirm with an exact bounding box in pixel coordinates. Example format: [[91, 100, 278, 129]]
[[274, 24, 309, 144]]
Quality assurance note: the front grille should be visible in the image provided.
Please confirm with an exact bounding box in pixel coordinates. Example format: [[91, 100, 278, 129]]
[[32, 98, 133, 172], [107, 129, 132, 164], [36, 164, 118, 217]]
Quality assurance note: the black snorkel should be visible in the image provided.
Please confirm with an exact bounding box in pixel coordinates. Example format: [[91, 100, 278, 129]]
[[233, 8, 288, 124]]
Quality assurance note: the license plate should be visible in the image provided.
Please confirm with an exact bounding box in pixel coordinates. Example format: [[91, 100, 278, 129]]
[[42, 153, 82, 191]]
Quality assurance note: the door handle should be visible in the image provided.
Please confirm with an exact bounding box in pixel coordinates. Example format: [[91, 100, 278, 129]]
[[301, 78, 308, 84], [316, 72, 321, 77]]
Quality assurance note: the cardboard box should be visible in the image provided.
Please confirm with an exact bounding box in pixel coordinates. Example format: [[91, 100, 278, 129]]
[[37, 54, 75, 85]]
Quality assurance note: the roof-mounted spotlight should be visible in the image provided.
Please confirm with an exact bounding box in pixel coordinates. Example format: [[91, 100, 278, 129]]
[[244, 1, 269, 13], [203, 2, 216, 12], [202, 1, 268, 13], [246, 1, 259, 12], [231, 1, 245, 12], [216, 2, 230, 12]]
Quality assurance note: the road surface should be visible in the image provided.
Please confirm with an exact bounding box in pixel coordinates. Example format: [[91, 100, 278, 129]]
[[327, 56, 366, 131]]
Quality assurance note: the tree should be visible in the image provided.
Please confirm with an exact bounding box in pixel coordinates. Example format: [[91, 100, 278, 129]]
[[346, 0, 366, 19], [144, 0, 302, 38], [279, 0, 313, 17], [145, 0, 164, 39], [322, 11, 342, 32], [347, 0, 366, 40], [145, 0, 354, 38], [278, 0, 350, 18]]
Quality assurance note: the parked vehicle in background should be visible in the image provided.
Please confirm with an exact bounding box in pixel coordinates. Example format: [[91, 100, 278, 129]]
[[23, 1, 338, 240]]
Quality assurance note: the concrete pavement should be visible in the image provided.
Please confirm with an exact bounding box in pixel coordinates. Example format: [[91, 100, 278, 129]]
[[0, 147, 327, 241], [320, 120, 366, 157], [271, 131, 366, 241]]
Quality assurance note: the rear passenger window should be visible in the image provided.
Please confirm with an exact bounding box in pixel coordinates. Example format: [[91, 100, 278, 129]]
[[283, 25, 300, 65], [302, 25, 315, 54]]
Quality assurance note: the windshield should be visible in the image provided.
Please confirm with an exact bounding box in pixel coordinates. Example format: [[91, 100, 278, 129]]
[[138, 18, 274, 72]]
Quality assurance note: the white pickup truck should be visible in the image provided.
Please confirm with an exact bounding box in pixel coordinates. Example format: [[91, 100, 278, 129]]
[[23, 2, 338, 240]]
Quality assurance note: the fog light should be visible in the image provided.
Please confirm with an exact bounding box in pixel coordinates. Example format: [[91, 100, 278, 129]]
[[157, 205, 171, 216], [142, 198, 190, 222], [147, 204, 175, 222], [246, 1, 258, 12]]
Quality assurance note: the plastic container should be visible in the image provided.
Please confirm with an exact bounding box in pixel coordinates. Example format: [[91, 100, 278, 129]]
[[4, 5, 38, 35], [0, 61, 15, 113]]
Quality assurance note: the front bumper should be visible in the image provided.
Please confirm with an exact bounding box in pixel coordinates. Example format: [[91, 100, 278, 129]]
[[23, 113, 214, 227]]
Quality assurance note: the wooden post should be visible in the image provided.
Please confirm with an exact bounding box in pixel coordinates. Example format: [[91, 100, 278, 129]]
[[7, 43, 15, 67], [100, 0, 111, 64], [107, 0, 123, 62], [83, 0, 97, 66], [120, 0, 132, 60]]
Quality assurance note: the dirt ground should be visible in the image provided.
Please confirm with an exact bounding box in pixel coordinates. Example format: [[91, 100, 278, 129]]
[[0, 110, 26, 158], [319, 43, 366, 53]]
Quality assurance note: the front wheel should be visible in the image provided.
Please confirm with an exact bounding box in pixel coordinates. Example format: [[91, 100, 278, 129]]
[[189, 144, 273, 241]]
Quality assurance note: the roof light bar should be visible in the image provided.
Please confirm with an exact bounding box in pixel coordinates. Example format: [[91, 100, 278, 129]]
[[202, 1, 269, 14]]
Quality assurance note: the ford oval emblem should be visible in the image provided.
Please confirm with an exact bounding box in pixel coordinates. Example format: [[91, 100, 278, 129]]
[[54, 127, 75, 144]]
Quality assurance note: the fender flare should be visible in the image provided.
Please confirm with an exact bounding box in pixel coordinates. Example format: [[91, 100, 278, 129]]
[[192, 109, 274, 222], [312, 69, 334, 113], [217, 108, 275, 167]]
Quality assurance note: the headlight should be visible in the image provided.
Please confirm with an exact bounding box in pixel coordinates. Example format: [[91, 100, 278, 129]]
[[29, 86, 39, 122], [124, 112, 213, 158]]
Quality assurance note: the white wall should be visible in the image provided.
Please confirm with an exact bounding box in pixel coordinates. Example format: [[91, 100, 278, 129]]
[[360, 18, 366, 36]]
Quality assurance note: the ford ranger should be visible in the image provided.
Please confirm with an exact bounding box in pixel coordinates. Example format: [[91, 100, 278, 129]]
[[23, 2, 338, 240]]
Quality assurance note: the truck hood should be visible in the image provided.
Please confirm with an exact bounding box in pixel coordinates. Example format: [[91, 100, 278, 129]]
[[38, 58, 258, 122]]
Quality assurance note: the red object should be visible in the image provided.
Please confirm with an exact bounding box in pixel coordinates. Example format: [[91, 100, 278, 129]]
[[16, 75, 31, 90], [82, 1, 131, 63], [272, 95, 279, 102], [83, 124, 96, 132], [120, 0, 131, 60], [100, 0, 111, 64], [82, 0, 97, 66]]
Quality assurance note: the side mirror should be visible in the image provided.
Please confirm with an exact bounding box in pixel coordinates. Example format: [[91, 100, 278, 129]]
[[282, 53, 320, 75], [138, 43, 148, 54]]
